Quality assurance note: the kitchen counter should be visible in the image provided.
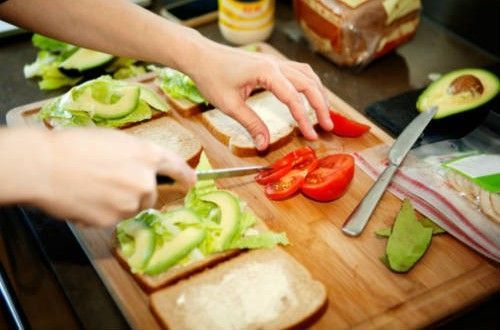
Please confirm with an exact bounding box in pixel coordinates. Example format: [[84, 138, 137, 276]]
[[0, 1, 499, 329]]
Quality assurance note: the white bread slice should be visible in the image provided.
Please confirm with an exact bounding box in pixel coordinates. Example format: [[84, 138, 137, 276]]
[[160, 87, 208, 117], [201, 91, 319, 156], [150, 248, 327, 330], [124, 116, 202, 167]]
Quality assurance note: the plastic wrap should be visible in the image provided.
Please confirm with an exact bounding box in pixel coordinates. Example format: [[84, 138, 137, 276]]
[[355, 112, 500, 262], [294, 0, 421, 67]]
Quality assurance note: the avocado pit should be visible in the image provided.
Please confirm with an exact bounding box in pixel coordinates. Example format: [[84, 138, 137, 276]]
[[448, 74, 484, 96]]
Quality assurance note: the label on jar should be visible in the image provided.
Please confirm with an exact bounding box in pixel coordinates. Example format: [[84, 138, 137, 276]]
[[219, 0, 274, 31]]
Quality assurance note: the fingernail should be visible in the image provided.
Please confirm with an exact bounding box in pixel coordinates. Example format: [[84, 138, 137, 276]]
[[255, 134, 266, 150]]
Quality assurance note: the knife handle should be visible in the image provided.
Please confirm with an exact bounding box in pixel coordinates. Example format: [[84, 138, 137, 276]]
[[342, 164, 398, 236], [156, 175, 174, 185]]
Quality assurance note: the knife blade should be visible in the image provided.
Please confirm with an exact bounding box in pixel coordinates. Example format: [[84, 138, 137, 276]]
[[156, 164, 268, 184], [342, 106, 438, 236]]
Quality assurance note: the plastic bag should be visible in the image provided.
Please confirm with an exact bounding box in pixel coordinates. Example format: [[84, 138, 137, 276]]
[[355, 111, 500, 262], [294, 0, 422, 67]]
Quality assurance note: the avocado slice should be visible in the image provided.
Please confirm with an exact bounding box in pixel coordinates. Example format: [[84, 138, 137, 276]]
[[144, 227, 205, 275], [417, 68, 499, 119], [138, 86, 170, 112], [163, 208, 201, 226], [118, 220, 156, 273], [200, 190, 241, 252], [59, 48, 114, 76], [66, 85, 140, 119]]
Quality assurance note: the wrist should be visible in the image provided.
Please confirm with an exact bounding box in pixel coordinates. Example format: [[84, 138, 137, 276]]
[[157, 24, 213, 76]]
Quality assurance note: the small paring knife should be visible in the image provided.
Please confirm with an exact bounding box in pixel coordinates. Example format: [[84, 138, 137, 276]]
[[342, 106, 438, 237], [156, 164, 269, 184]]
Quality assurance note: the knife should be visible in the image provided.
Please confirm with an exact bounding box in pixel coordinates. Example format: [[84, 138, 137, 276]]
[[342, 106, 438, 236], [156, 164, 268, 184]]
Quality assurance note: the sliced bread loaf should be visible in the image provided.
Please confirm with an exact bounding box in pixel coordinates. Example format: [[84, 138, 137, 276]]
[[124, 116, 202, 167], [150, 248, 327, 330], [201, 91, 318, 156]]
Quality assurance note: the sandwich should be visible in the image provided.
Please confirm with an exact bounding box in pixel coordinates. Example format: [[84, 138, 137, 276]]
[[201, 91, 318, 156], [114, 153, 289, 292], [38, 75, 171, 129], [151, 66, 209, 116]]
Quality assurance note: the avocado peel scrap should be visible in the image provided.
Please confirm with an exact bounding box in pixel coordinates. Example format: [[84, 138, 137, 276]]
[[380, 199, 434, 273], [375, 217, 445, 237]]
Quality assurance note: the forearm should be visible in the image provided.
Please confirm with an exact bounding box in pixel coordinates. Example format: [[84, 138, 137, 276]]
[[0, 0, 208, 72], [0, 128, 50, 205]]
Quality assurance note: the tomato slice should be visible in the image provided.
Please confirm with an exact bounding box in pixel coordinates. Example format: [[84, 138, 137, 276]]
[[272, 146, 316, 169], [255, 163, 293, 185], [330, 111, 370, 137], [255, 146, 316, 186], [301, 154, 355, 202], [264, 157, 318, 200]]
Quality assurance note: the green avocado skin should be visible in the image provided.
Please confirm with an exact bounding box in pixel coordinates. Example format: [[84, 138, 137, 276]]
[[417, 68, 499, 119], [386, 200, 433, 273]]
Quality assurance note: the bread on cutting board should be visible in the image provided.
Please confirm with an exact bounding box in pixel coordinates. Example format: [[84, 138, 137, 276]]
[[163, 92, 208, 117], [114, 246, 240, 293], [114, 202, 270, 293], [150, 248, 327, 330], [201, 91, 318, 156], [124, 116, 202, 167]]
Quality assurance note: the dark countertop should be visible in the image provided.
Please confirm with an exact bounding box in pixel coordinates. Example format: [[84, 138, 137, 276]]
[[0, 1, 499, 329]]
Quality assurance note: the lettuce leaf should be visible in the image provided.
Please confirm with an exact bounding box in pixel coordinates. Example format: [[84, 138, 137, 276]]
[[32, 34, 76, 55], [26, 34, 147, 91], [116, 152, 289, 274], [151, 66, 206, 104], [230, 232, 289, 249]]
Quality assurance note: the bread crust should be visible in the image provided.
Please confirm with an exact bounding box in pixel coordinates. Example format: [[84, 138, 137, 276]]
[[124, 116, 203, 168], [113, 247, 241, 293], [163, 91, 208, 117], [201, 91, 317, 156]]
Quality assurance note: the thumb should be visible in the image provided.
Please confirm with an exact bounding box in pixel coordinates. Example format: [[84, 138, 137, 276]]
[[220, 99, 271, 151], [152, 146, 196, 188]]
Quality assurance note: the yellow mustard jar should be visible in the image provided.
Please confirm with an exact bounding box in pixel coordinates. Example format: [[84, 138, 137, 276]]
[[218, 0, 275, 45]]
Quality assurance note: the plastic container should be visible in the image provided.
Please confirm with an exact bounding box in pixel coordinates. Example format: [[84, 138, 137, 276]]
[[218, 0, 275, 45]]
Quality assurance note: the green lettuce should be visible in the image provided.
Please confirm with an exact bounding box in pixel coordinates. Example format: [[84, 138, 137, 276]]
[[151, 66, 206, 104], [116, 152, 289, 274], [31, 34, 76, 55], [25, 34, 147, 90]]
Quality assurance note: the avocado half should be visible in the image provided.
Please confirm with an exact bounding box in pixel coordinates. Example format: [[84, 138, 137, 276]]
[[417, 68, 499, 119]]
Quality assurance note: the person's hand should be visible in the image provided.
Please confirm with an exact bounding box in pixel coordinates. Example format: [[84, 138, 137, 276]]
[[186, 41, 334, 151], [33, 128, 195, 227]]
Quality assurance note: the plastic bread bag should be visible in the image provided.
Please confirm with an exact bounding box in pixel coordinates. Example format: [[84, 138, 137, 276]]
[[294, 0, 421, 67], [354, 111, 500, 262]]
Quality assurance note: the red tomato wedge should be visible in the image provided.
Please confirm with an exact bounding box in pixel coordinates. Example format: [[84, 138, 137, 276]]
[[255, 146, 316, 185], [264, 157, 318, 200], [301, 154, 355, 202], [330, 111, 370, 137], [255, 163, 293, 185]]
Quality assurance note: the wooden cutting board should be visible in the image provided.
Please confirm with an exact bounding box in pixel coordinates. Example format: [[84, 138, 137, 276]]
[[6, 43, 500, 329]]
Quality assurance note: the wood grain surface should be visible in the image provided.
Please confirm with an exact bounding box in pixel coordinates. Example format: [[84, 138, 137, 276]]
[[6, 43, 500, 330]]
